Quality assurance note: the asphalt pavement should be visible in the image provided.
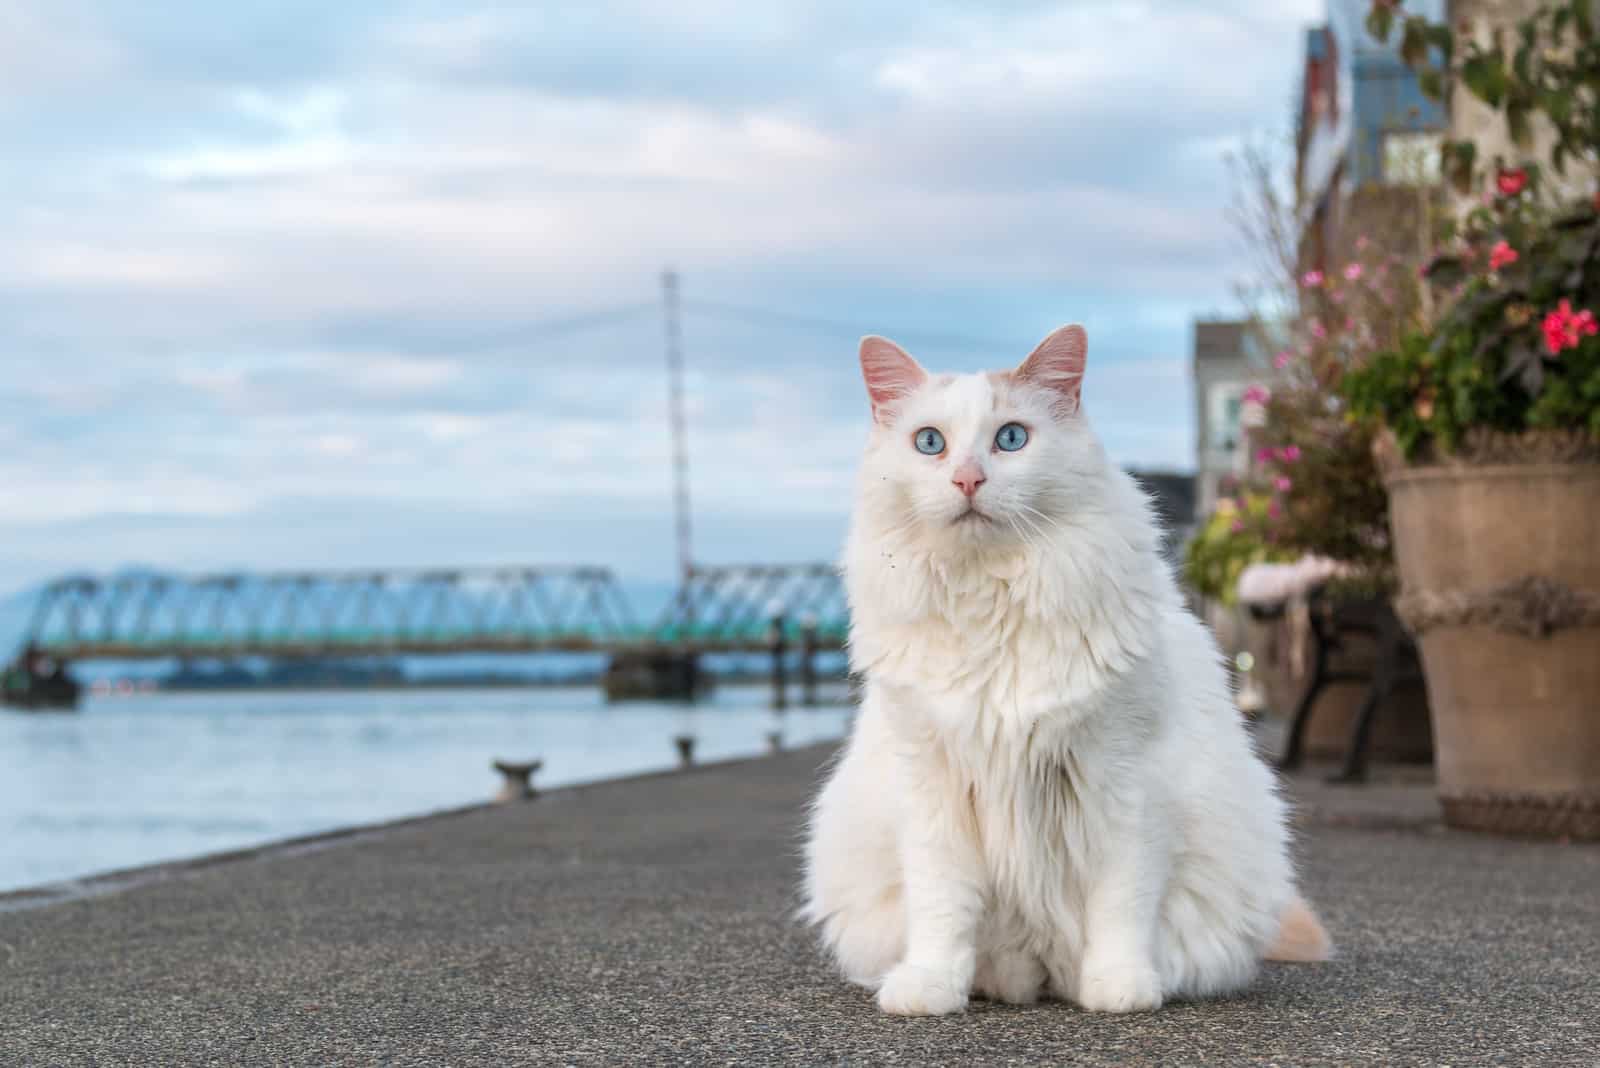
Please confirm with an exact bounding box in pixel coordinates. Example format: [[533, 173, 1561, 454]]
[[1, 745, 1596, 1066]]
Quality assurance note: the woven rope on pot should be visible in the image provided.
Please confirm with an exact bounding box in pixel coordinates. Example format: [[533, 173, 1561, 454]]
[[1395, 575, 1600, 638], [1374, 427, 1600, 475], [1440, 791, 1600, 841]]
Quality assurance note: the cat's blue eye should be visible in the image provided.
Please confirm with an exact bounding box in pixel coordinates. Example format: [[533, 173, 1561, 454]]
[[995, 423, 1029, 452], [913, 427, 945, 455]]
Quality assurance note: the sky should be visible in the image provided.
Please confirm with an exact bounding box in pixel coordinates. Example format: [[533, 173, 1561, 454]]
[[1, 0, 1321, 592]]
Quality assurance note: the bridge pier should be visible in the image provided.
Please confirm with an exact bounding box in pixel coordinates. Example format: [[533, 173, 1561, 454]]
[[768, 613, 788, 711], [0, 646, 81, 711], [799, 618, 819, 707], [602, 650, 707, 702]]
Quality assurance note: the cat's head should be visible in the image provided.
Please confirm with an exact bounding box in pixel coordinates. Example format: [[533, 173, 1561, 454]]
[[855, 324, 1109, 550]]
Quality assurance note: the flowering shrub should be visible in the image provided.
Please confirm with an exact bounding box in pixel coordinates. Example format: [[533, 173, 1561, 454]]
[[1344, 2, 1600, 456], [1232, 230, 1428, 578], [1182, 491, 1296, 604]]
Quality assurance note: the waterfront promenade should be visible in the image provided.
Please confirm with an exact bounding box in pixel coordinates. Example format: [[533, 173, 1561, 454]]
[[2, 746, 1596, 1065]]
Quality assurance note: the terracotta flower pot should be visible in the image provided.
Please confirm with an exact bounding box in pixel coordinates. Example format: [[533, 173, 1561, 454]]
[[1383, 450, 1600, 839]]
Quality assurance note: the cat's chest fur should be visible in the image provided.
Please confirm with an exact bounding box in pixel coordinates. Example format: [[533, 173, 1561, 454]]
[[847, 543, 1165, 743]]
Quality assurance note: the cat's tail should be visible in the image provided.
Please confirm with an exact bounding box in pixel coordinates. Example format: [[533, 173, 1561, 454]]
[[1264, 896, 1332, 963]]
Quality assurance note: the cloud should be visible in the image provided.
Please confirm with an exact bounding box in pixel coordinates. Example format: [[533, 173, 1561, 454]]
[[0, 0, 1318, 591]]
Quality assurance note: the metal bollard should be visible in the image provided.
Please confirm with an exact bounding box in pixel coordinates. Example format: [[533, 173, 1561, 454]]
[[491, 758, 542, 803], [674, 734, 696, 768]]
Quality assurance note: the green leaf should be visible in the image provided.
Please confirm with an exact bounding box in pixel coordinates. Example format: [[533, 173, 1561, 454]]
[[1574, 0, 1595, 40], [1542, 86, 1574, 126], [1418, 67, 1445, 99], [1365, 4, 1395, 45], [1425, 255, 1468, 288], [1462, 53, 1509, 106], [1443, 140, 1477, 194], [1400, 18, 1430, 66], [1425, 23, 1455, 63], [1506, 100, 1533, 146]]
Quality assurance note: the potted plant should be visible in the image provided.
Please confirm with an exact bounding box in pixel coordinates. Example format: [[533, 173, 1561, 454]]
[[1341, 1, 1600, 838], [1203, 142, 1437, 764]]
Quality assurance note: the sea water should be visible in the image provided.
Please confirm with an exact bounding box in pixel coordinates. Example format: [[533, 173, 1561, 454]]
[[0, 685, 849, 893]]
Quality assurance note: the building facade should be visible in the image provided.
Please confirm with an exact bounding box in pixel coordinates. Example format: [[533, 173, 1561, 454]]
[[1191, 320, 1264, 517], [1297, 0, 1448, 274]]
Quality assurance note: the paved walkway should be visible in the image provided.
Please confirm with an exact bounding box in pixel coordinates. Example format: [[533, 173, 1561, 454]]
[[2, 746, 1596, 1066]]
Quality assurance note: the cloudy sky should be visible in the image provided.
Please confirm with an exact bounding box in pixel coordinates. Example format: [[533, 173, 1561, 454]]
[[1, 0, 1318, 592]]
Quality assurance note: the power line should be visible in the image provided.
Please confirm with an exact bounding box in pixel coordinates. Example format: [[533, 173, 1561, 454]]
[[683, 298, 1037, 354], [472, 303, 658, 348]]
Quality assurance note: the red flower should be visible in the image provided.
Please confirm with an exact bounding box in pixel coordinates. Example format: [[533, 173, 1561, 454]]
[[1496, 169, 1528, 197], [1541, 299, 1599, 357], [1488, 241, 1518, 271]]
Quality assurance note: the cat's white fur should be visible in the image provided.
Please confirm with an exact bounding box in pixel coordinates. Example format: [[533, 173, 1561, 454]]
[[802, 325, 1328, 1017]]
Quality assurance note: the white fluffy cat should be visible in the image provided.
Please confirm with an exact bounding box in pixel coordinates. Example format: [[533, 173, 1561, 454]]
[[802, 324, 1329, 1017]]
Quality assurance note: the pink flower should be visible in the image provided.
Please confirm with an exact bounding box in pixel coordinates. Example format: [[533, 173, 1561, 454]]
[[1255, 447, 1275, 464], [1273, 350, 1292, 369], [1242, 384, 1270, 406], [1230, 519, 1246, 534], [1343, 263, 1363, 281], [1496, 169, 1528, 197], [1274, 476, 1293, 492], [1280, 444, 1302, 463], [1542, 299, 1600, 356], [1267, 500, 1282, 519], [1355, 236, 1370, 251], [1488, 241, 1519, 271], [1301, 270, 1324, 287], [1311, 320, 1327, 340]]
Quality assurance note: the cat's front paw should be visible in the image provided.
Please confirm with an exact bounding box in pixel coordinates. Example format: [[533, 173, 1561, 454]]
[[1076, 958, 1163, 1014], [877, 962, 969, 1016]]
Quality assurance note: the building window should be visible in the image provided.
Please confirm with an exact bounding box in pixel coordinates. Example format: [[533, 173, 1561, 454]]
[[1382, 130, 1441, 185], [1209, 384, 1245, 454]]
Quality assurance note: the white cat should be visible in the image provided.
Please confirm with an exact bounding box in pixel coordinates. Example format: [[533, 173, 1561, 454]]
[[802, 325, 1329, 1017]]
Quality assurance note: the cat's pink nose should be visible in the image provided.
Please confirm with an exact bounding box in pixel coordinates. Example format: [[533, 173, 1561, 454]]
[[951, 461, 986, 498]]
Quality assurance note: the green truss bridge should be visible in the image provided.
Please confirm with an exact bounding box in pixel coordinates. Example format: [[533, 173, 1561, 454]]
[[3, 565, 849, 708]]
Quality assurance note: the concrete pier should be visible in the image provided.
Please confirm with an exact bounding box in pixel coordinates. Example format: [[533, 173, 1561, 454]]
[[0, 749, 1595, 1065]]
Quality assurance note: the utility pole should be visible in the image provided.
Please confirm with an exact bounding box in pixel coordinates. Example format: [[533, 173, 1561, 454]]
[[661, 269, 693, 581]]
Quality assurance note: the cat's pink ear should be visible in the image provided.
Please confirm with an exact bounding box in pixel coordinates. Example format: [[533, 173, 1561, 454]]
[[859, 336, 926, 424], [1014, 324, 1087, 417]]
